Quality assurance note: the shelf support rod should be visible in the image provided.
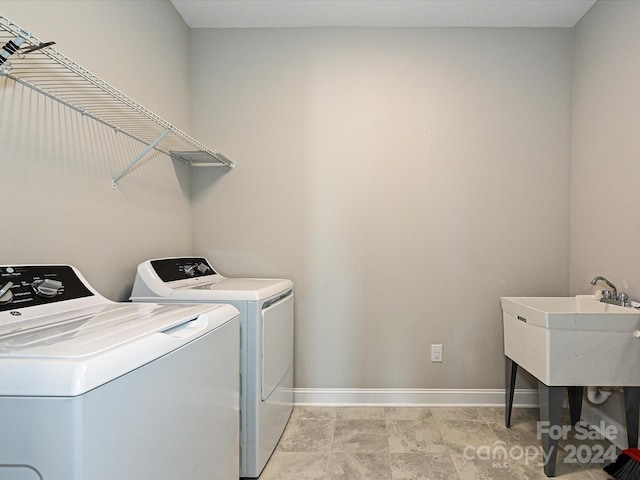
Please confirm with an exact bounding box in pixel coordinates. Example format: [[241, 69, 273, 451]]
[[112, 128, 171, 189]]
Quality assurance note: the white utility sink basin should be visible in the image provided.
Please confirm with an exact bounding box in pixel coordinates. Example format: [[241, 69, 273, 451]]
[[501, 295, 640, 386]]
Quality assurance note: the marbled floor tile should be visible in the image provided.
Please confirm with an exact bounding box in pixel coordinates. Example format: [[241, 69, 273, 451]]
[[326, 452, 392, 480], [337, 406, 386, 420], [390, 452, 461, 480], [431, 407, 482, 423], [277, 418, 335, 453], [512, 408, 541, 422], [450, 452, 528, 480], [332, 419, 389, 453], [475, 407, 506, 424], [260, 406, 618, 480], [387, 419, 448, 454], [582, 463, 612, 480], [385, 407, 433, 421], [258, 451, 328, 480], [486, 418, 542, 450], [292, 405, 338, 421], [560, 472, 605, 480], [478, 406, 539, 425], [437, 419, 501, 455], [516, 455, 596, 480]]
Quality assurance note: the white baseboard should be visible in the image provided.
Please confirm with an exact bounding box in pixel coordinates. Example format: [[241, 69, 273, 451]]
[[581, 401, 628, 450], [293, 388, 539, 407]]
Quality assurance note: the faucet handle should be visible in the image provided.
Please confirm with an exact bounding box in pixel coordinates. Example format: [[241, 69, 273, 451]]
[[618, 292, 629, 304], [602, 290, 612, 300]]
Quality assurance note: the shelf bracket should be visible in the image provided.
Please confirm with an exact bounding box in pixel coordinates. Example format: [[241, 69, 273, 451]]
[[111, 128, 171, 189]]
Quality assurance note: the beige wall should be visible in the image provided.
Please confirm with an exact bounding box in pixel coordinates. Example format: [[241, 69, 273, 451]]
[[189, 28, 573, 389], [571, 0, 640, 300], [11, 0, 631, 397], [0, 0, 192, 300], [571, 0, 640, 430]]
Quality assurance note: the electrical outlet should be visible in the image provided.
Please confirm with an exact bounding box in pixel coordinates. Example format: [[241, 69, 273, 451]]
[[431, 344, 443, 363]]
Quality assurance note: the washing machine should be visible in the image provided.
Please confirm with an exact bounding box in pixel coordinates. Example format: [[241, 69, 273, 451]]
[[0, 264, 240, 480], [130, 257, 294, 478]]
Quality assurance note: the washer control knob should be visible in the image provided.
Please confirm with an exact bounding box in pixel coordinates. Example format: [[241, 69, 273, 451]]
[[32, 279, 63, 298], [197, 263, 210, 274], [184, 265, 196, 277], [0, 281, 14, 304]]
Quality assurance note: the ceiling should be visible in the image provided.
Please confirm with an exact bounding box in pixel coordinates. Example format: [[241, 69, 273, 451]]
[[170, 0, 597, 29]]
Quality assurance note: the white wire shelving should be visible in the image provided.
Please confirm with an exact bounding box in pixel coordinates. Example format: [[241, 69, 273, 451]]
[[0, 14, 235, 189]]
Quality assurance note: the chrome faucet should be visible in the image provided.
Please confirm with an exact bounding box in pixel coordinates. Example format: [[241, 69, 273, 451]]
[[591, 276, 617, 299], [590, 275, 629, 306]]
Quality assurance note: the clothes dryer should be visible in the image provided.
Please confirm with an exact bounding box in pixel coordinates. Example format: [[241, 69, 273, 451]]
[[131, 257, 294, 478], [0, 264, 240, 480]]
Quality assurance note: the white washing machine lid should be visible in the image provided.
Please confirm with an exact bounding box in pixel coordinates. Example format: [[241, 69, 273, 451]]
[[0, 265, 239, 397], [173, 277, 293, 301], [0, 302, 238, 397], [131, 257, 293, 302]]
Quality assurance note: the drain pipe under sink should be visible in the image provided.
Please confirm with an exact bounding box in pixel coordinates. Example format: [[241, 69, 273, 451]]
[[587, 386, 615, 405]]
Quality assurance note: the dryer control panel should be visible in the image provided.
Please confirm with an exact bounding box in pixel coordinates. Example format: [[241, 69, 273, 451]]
[[150, 258, 217, 282], [0, 265, 94, 311]]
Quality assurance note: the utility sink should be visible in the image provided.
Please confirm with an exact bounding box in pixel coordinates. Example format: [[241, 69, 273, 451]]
[[501, 295, 640, 386]]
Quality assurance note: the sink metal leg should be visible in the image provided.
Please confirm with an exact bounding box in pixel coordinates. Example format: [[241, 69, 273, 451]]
[[538, 382, 564, 477], [505, 356, 518, 428], [567, 386, 584, 426], [624, 386, 640, 449]]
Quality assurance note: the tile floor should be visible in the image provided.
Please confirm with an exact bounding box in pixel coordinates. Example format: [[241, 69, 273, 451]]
[[257, 406, 617, 480]]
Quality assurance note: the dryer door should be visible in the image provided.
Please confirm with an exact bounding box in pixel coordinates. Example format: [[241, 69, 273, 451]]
[[261, 290, 294, 401]]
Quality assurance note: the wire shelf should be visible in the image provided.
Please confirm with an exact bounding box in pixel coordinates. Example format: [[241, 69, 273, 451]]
[[0, 14, 234, 188]]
